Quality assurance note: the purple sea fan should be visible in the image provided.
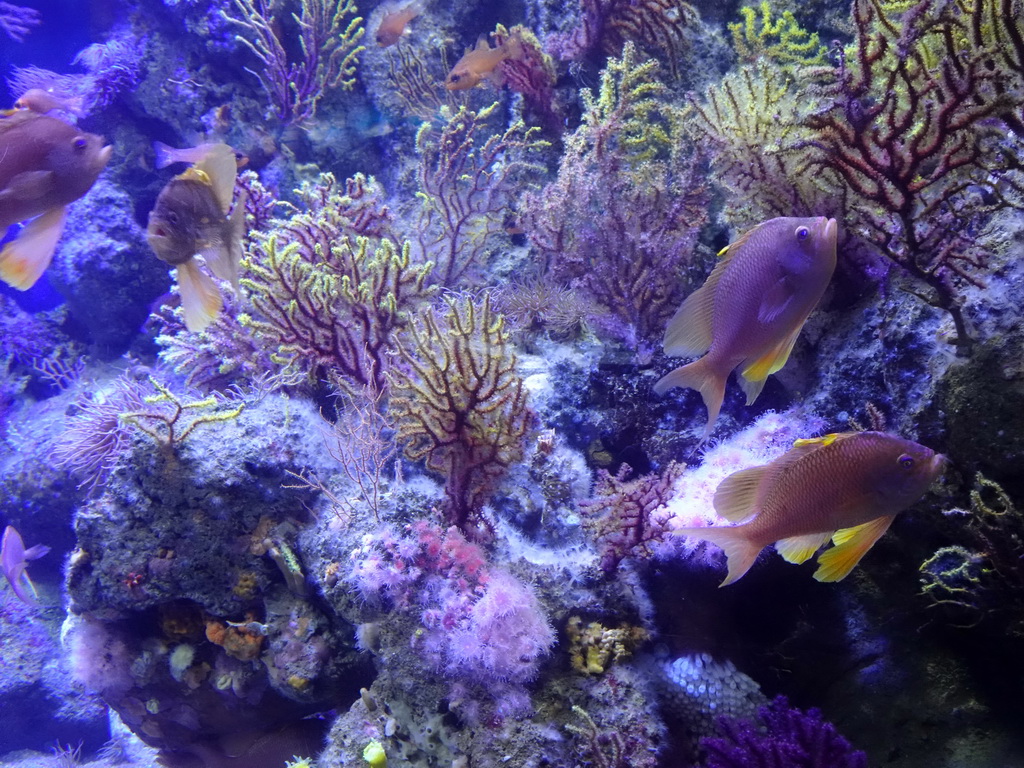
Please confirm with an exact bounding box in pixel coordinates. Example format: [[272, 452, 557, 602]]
[[0, 1, 40, 41], [702, 696, 867, 768]]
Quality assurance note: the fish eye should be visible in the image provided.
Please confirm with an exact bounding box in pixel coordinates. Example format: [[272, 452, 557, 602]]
[[795, 226, 810, 240], [898, 454, 915, 470], [73, 137, 88, 150], [166, 212, 179, 225], [449, 73, 460, 83]]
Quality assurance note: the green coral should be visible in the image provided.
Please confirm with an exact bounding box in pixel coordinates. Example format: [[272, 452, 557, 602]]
[[729, 2, 829, 71], [121, 377, 245, 450]]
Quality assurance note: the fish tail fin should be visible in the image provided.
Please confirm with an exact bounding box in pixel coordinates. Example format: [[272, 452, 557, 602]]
[[676, 526, 761, 587], [177, 260, 222, 332], [153, 141, 177, 170], [653, 357, 727, 439], [0, 206, 68, 290]]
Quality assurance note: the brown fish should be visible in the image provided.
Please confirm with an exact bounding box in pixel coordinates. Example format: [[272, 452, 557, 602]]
[[677, 431, 946, 586], [0, 111, 111, 289], [445, 30, 523, 90], [375, 0, 421, 47], [654, 217, 837, 438], [146, 143, 247, 332]]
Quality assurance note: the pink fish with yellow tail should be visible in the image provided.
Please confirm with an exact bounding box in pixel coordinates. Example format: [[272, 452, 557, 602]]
[[1, 525, 50, 604], [654, 217, 837, 438], [676, 431, 946, 586]]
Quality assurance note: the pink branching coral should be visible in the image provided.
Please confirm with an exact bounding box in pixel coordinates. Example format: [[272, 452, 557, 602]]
[[522, 43, 708, 359], [804, 0, 1024, 345], [492, 24, 559, 131], [548, 0, 700, 81], [416, 104, 548, 288], [389, 294, 532, 540], [221, 0, 365, 124], [0, 1, 40, 42], [580, 461, 685, 572]]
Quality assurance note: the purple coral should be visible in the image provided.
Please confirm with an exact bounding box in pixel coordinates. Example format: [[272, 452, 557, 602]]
[[350, 521, 554, 720], [0, 1, 39, 41], [702, 696, 868, 768]]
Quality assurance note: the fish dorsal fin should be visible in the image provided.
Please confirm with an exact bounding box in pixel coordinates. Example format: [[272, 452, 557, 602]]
[[716, 221, 761, 260], [178, 143, 237, 215], [775, 531, 832, 564], [713, 464, 770, 523], [813, 514, 895, 582], [739, 322, 804, 393], [792, 432, 848, 449]]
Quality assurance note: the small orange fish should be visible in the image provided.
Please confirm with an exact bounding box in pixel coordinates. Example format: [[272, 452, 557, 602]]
[[375, 0, 421, 47], [654, 217, 837, 438], [677, 431, 946, 586], [445, 30, 523, 90]]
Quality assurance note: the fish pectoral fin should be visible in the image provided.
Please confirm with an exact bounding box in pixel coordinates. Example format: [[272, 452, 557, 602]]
[[201, 244, 233, 284], [775, 531, 832, 565], [0, 206, 67, 290], [758, 275, 795, 325], [739, 323, 803, 392], [22, 544, 50, 561], [713, 464, 768, 522], [3, 170, 55, 201], [176, 259, 223, 333], [813, 515, 896, 582]]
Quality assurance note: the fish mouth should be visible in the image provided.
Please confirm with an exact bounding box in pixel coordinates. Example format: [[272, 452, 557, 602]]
[[823, 217, 838, 244], [97, 144, 114, 169]]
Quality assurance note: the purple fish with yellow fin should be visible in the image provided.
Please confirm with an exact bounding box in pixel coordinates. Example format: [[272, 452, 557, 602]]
[[146, 142, 247, 333], [676, 431, 946, 586], [1, 525, 50, 604], [654, 217, 837, 438]]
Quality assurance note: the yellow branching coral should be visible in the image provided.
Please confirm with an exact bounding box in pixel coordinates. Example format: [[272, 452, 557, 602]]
[[389, 293, 531, 539], [729, 2, 829, 71], [121, 377, 244, 450], [522, 43, 708, 357], [566, 615, 649, 675]]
